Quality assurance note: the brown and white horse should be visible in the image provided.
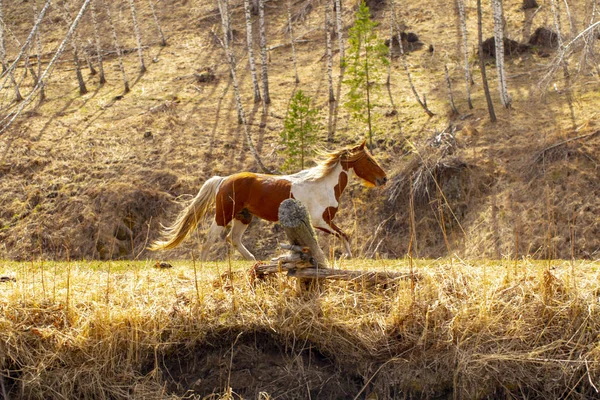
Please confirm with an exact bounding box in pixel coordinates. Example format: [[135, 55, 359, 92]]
[[149, 141, 387, 260]]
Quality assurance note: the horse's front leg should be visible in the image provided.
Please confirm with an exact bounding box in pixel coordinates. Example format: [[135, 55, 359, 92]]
[[316, 221, 352, 258]]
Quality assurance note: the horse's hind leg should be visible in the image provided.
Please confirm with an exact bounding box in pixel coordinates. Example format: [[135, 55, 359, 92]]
[[227, 219, 255, 261], [200, 221, 227, 261]]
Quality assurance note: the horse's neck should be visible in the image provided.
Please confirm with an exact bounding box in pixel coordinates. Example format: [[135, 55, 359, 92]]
[[291, 162, 348, 190]]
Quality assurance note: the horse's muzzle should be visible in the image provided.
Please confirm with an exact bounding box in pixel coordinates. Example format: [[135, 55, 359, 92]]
[[376, 177, 388, 187]]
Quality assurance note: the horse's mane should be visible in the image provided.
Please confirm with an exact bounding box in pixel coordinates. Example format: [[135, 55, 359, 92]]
[[299, 146, 364, 181]]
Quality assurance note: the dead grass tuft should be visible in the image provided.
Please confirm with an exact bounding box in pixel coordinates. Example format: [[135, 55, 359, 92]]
[[1, 259, 600, 399]]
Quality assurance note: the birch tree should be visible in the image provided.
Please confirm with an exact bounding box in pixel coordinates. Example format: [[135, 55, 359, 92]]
[[90, 0, 106, 84], [1, 0, 93, 135], [334, 0, 345, 66], [128, 0, 146, 73], [492, 0, 510, 108], [61, 1, 87, 95], [325, 0, 335, 102], [0, 0, 23, 102], [258, 0, 271, 105], [0, 0, 6, 73], [456, 0, 473, 109], [287, 0, 299, 83], [149, 0, 166, 47], [33, 0, 45, 100], [103, 0, 130, 93], [244, 0, 261, 101], [216, 0, 270, 173], [477, 0, 496, 121], [390, 0, 434, 117]]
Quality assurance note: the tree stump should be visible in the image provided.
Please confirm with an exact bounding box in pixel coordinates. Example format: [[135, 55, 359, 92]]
[[253, 199, 419, 288], [277, 199, 328, 268]]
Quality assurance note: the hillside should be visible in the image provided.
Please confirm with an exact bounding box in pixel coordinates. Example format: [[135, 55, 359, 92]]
[[0, 0, 599, 261]]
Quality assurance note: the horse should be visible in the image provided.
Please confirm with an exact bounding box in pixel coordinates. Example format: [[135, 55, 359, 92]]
[[149, 141, 387, 260]]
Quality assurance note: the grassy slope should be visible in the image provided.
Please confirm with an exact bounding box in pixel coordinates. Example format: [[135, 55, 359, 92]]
[[0, 0, 599, 261]]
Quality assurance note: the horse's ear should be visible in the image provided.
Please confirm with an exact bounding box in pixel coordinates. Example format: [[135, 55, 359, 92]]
[[358, 140, 366, 150]]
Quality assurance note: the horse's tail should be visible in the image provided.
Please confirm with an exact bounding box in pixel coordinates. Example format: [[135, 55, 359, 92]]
[[149, 176, 225, 251]]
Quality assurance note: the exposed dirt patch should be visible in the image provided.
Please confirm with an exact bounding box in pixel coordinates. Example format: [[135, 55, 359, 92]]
[[157, 329, 364, 399]]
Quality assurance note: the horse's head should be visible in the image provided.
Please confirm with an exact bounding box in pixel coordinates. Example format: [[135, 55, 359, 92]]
[[343, 141, 387, 187]]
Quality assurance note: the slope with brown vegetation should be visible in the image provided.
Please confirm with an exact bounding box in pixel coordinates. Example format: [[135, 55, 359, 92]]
[[0, 0, 599, 261]]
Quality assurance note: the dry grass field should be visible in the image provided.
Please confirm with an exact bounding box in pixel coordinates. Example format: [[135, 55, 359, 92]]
[[1, 0, 600, 398], [1, 258, 600, 399]]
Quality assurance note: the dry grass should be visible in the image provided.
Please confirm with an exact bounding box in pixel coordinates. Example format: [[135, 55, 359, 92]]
[[1, 258, 600, 399]]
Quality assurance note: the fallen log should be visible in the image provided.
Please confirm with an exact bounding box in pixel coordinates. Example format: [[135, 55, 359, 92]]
[[253, 199, 418, 286]]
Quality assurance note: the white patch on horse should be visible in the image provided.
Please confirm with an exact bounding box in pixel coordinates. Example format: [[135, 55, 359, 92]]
[[286, 163, 346, 228]]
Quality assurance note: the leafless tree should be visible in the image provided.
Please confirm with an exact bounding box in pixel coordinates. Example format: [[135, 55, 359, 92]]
[[32, 0, 45, 100], [148, 0, 166, 47], [128, 0, 146, 73], [1, 0, 93, 135], [456, 0, 473, 109], [61, 1, 88, 95], [90, 0, 106, 84], [391, 0, 434, 117], [492, 0, 510, 108], [0, 0, 6, 74], [477, 0, 496, 122], [244, 0, 261, 101], [287, 0, 299, 83], [445, 64, 459, 115], [216, 0, 270, 173], [325, 0, 335, 102], [103, 0, 130, 93], [0, 0, 22, 102], [334, 0, 345, 66], [258, 0, 271, 105]]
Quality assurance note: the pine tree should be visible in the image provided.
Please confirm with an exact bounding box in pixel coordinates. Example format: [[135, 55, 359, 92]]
[[344, 1, 389, 148], [280, 90, 320, 172]]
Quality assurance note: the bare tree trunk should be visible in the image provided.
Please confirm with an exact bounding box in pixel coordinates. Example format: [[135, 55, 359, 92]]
[[387, 8, 393, 86], [445, 64, 459, 115], [244, 0, 261, 101], [456, 0, 473, 109], [91, 0, 106, 84], [103, 0, 130, 93], [477, 0, 496, 122], [334, 0, 345, 66], [0, 0, 6, 74], [287, 0, 299, 83], [148, 0, 166, 47], [128, 0, 146, 73], [492, 0, 510, 108], [33, 0, 45, 100], [217, 0, 271, 174], [258, 0, 271, 105], [2, 0, 52, 102], [325, 0, 335, 102], [0, 1, 22, 102], [582, 0, 600, 75], [391, 0, 434, 117], [61, 2, 87, 95], [550, 0, 572, 80], [0, 0, 92, 135]]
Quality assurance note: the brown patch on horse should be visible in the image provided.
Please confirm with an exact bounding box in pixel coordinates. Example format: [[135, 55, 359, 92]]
[[334, 171, 348, 202], [215, 172, 292, 226], [320, 207, 349, 241]]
